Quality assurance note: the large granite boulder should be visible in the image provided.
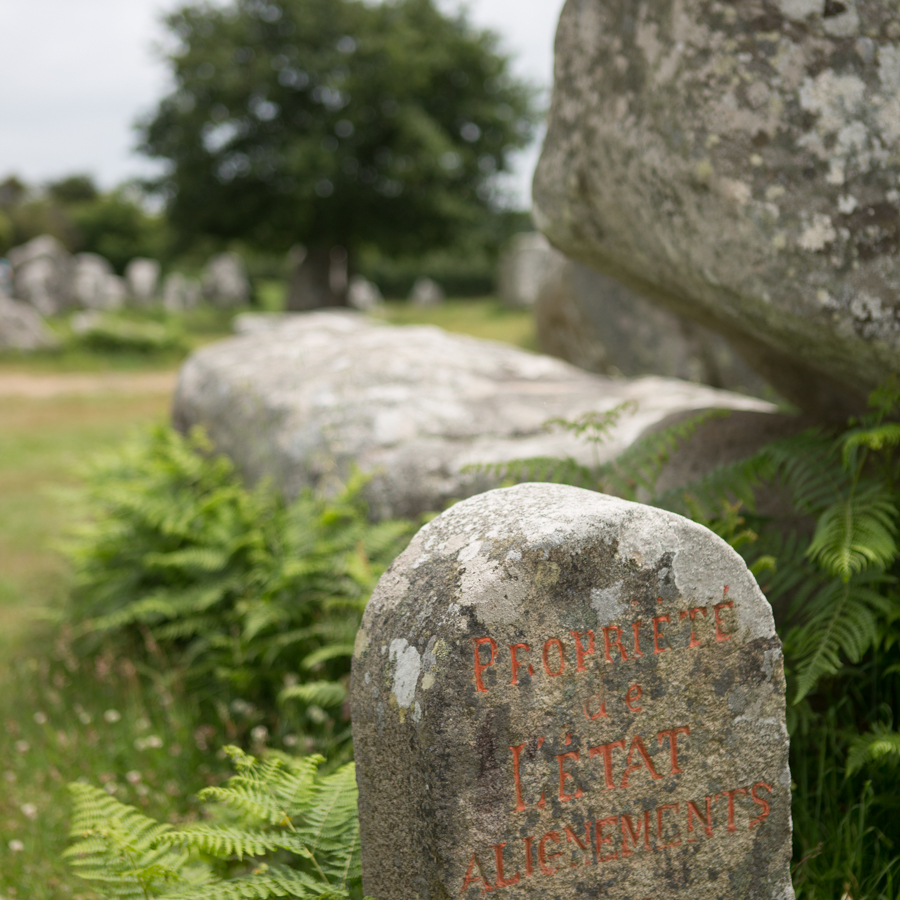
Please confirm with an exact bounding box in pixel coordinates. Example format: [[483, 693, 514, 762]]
[[534, 1, 900, 419], [172, 312, 774, 520], [8, 235, 74, 315], [537, 259, 769, 396], [0, 297, 59, 350]]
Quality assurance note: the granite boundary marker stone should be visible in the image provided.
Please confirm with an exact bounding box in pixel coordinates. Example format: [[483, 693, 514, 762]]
[[352, 483, 793, 900]]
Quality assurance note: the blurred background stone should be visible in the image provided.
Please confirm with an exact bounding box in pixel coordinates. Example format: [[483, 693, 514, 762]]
[[202, 252, 250, 308], [498, 231, 564, 308], [536, 259, 769, 396]]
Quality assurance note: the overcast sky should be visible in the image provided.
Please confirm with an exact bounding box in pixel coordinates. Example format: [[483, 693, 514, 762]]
[[0, 0, 564, 208]]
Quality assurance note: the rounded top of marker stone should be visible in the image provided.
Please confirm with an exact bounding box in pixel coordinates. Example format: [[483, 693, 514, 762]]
[[352, 483, 792, 900]]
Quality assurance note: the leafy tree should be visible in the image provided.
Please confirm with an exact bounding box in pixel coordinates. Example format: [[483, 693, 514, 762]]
[[0, 174, 168, 269], [47, 174, 100, 206], [66, 187, 169, 272], [138, 0, 539, 302]]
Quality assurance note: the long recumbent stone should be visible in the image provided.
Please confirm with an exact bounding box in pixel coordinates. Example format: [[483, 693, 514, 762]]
[[351, 483, 792, 900]]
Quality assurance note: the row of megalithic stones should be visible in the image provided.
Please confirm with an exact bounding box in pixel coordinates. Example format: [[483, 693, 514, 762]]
[[0, 234, 250, 316]]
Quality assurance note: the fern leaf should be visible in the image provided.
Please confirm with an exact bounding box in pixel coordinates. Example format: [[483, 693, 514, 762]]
[[158, 826, 283, 860], [806, 487, 899, 581], [842, 422, 900, 462], [846, 724, 900, 776], [66, 783, 207, 896], [544, 401, 638, 444], [301, 644, 355, 669], [786, 575, 892, 701], [279, 681, 348, 708]]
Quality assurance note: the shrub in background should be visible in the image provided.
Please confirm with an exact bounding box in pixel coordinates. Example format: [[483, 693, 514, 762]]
[[66, 425, 414, 756]]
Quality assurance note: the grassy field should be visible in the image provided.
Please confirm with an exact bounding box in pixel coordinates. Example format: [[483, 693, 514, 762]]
[[0, 295, 533, 898], [377, 296, 536, 350]]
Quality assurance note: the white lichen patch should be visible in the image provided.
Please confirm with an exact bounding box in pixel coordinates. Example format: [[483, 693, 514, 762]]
[[591, 582, 628, 624], [353, 627, 369, 658], [798, 214, 837, 251], [388, 638, 421, 709], [838, 194, 858, 215], [458, 555, 532, 627], [776, 0, 820, 21]]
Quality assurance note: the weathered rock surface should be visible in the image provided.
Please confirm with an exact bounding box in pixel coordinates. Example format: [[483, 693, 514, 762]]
[[351, 482, 793, 900], [8, 235, 74, 315], [0, 297, 59, 350], [534, 0, 900, 418], [172, 312, 773, 520], [537, 259, 769, 396], [202, 252, 250, 308], [499, 231, 565, 308]]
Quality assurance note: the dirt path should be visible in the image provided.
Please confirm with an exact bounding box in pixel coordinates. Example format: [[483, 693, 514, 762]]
[[0, 370, 178, 398]]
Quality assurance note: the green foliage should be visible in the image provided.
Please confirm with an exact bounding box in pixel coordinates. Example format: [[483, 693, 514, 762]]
[[67, 783, 204, 897], [67, 747, 372, 900], [66, 425, 414, 752], [139, 0, 539, 258], [0, 174, 169, 267], [480, 383, 900, 898], [469, 401, 727, 501], [847, 722, 900, 777], [70, 314, 188, 354], [66, 186, 170, 272]]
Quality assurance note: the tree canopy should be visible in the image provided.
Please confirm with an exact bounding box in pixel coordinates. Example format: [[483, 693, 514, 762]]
[[139, 0, 539, 259]]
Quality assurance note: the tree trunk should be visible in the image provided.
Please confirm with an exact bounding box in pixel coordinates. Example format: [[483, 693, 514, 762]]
[[286, 245, 349, 310]]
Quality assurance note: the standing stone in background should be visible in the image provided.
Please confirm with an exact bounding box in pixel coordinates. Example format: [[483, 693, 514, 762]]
[[8, 235, 74, 316], [409, 276, 444, 306], [498, 231, 565, 308], [536, 260, 769, 397], [126, 258, 161, 306], [105, 275, 129, 310], [534, 0, 900, 419], [352, 483, 793, 900], [162, 273, 201, 313], [73, 253, 126, 311], [0, 296, 60, 350], [202, 252, 250, 308], [347, 275, 383, 311]]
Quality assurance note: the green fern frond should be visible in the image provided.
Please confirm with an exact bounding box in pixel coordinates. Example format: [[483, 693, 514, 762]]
[[846, 724, 900, 776], [786, 575, 893, 701], [301, 645, 355, 669], [157, 826, 284, 860], [842, 423, 900, 463], [279, 681, 348, 709], [164, 864, 339, 900], [66, 783, 207, 897], [599, 408, 729, 501], [543, 401, 638, 443], [807, 487, 898, 581]]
